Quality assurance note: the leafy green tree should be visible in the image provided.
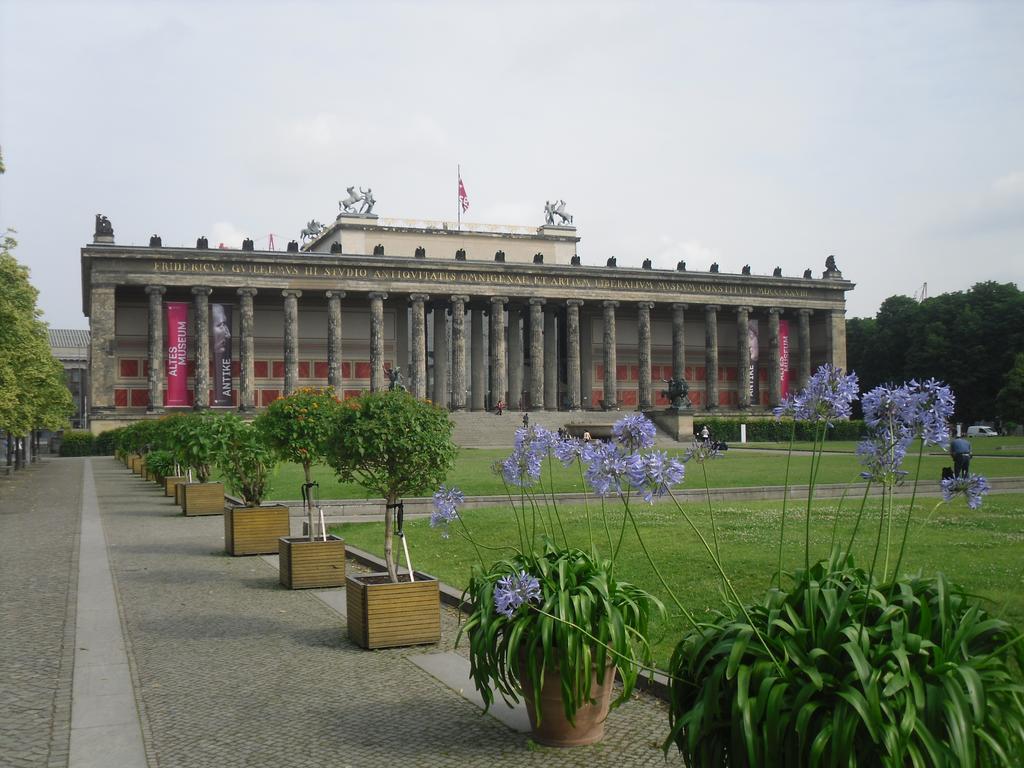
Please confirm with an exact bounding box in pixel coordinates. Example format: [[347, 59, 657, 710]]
[[256, 388, 341, 538], [325, 390, 456, 582], [0, 231, 73, 466], [996, 353, 1024, 427], [210, 414, 277, 507]]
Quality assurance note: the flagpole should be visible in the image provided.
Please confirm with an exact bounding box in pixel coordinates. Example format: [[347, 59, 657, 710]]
[[457, 164, 461, 232]]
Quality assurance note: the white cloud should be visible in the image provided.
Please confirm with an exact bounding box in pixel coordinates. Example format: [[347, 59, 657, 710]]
[[209, 222, 248, 250], [649, 237, 722, 272]]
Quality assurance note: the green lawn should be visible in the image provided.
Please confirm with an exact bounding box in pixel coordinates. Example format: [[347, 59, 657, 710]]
[[332, 492, 1024, 668], [736, 435, 1024, 456], [264, 447, 1024, 500]]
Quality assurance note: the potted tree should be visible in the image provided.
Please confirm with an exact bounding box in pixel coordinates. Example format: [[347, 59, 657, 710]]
[[212, 414, 289, 556], [258, 388, 346, 589], [172, 413, 225, 516], [325, 389, 456, 648], [153, 414, 188, 497]]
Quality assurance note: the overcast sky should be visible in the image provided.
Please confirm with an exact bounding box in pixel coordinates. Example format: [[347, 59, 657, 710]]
[[2, 0, 1022, 329]]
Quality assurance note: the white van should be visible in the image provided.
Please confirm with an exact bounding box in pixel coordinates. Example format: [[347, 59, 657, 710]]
[[967, 425, 998, 437]]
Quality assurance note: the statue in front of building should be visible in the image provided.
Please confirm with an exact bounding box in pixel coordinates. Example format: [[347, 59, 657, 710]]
[[662, 377, 692, 412], [387, 365, 406, 392], [300, 220, 324, 243], [95, 214, 114, 237]]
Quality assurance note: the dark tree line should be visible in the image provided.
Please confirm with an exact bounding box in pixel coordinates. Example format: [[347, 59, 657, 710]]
[[846, 282, 1024, 428]]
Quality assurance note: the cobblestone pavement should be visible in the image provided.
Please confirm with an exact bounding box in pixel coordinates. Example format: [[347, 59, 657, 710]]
[[0, 459, 81, 768], [89, 457, 685, 768]]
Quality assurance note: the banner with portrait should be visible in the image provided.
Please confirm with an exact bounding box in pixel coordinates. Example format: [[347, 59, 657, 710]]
[[748, 318, 760, 405], [210, 303, 233, 407], [165, 302, 190, 407]]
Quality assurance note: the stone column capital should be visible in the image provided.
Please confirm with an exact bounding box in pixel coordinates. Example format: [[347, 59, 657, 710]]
[[144, 285, 166, 296], [490, 296, 509, 306], [191, 286, 212, 297], [736, 305, 752, 314], [768, 306, 783, 315], [704, 304, 720, 312], [325, 290, 346, 300], [236, 287, 258, 298], [565, 299, 584, 308], [282, 289, 303, 299], [603, 300, 620, 309], [449, 294, 470, 303], [368, 292, 388, 301], [798, 307, 814, 316], [637, 301, 654, 311], [528, 297, 546, 306], [672, 302, 688, 311], [409, 293, 430, 303]]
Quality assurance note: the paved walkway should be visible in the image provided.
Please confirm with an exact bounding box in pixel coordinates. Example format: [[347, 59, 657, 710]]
[[1, 458, 684, 767]]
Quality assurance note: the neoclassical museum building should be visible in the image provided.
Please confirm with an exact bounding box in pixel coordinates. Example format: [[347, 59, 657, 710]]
[[81, 206, 853, 434]]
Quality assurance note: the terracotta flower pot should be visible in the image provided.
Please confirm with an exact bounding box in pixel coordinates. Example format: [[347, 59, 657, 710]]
[[519, 655, 616, 747]]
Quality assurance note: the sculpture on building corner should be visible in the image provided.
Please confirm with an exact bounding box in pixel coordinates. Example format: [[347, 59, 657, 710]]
[[300, 220, 324, 243], [803, 268, 813, 279], [825, 254, 838, 272], [773, 266, 783, 277], [710, 262, 719, 273], [95, 214, 114, 237], [544, 199, 573, 225], [742, 265, 751, 275]]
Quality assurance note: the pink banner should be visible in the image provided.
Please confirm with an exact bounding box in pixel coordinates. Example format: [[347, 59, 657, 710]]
[[779, 319, 791, 399], [165, 302, 190, 407]]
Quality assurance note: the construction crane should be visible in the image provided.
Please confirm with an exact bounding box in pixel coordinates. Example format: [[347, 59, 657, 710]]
[[913, 282, 928, 302]]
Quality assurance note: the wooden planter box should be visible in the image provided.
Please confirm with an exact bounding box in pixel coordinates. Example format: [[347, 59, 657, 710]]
[[175, 480, 185, 507], [129, 455, 143, 474], [181, 482, 225, 516], [346, 572, 440, 649], [278, 535, 346, 589], [164, 475, 186, 497], [223, 505, 290, 555]]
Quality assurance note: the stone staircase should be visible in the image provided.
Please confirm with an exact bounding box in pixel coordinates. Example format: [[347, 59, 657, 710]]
[[448, 410, 684, 448]]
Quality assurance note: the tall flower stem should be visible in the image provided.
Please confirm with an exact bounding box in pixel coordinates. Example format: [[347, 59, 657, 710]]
[[804, 421, 825, 574], [843, 482, 874, 556], [545, 454, 569, 547], [576, 460, 595, 554], [622, 505, 698, 629], [668, 489, 783, 674], [888, 439, 926, 587], [776, 421, 796, 587], [701, 462, 720, 563]]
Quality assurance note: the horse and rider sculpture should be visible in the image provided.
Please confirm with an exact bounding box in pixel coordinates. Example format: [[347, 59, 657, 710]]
[[338, 186, 377, 215]]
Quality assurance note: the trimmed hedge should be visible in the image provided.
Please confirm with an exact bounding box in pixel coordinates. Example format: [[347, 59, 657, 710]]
[[93, 429, 119, 455], [59, 430, 95, 456], [691, 417, 866, 443]]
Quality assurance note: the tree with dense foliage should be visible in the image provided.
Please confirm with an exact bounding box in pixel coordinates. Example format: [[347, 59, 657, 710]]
[[256, 388, 341, 538], [325, 390, 456, 582], [0, 231, 73, 467], [996, 352, 1024, 428], [847, 282, 1024, 425]]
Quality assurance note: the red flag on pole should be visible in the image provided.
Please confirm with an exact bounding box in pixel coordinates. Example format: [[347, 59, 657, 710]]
[[458, 173, 469, 213]]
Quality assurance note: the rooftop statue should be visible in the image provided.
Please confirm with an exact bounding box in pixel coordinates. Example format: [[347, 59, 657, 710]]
[[825, 254, 839, 272], [338, 186, 377, 215], [94, 214, 114, 237], [544, 199, 573, 225], [300, 220, 324, 243]]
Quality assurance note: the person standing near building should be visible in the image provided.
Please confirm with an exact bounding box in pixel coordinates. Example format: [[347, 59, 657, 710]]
[[950, 435, 972, 478]]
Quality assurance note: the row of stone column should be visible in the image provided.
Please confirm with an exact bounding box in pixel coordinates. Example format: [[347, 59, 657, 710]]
[[142, 284, 820, 412]]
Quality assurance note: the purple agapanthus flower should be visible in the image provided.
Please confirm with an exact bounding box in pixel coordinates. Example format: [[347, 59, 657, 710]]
[[582, 440, 629, 497], [554, 436, 586, 467], [430, 484, 465, 537], [502, 447, 542, 487], [856, 436, 910, 484], [626, 450, 685, 503], [941, 473, 990, 510], [774, 364, 859, 425], [612, 414, 657, 451], [494, 571, 542, 617], [683, 437, 721, 464], [862, 379, 956, 448]]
